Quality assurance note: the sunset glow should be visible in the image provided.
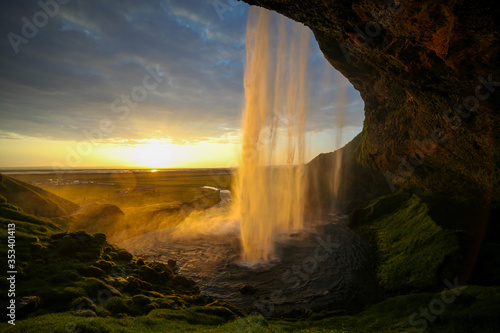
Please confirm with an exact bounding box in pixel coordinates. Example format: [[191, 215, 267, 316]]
[[0, 0, 364, 169], [129, 139, 176, 168]]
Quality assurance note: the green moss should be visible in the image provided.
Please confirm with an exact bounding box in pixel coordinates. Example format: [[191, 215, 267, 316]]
[[348, 192, 462, 291], [94, 259, 116, 273], [76, 278, 122, 298], [4, 286, 499, 332], [106, 297, 134, 316], [147, 306, 237, 325], [157, 298, 177, 309], [70, 297, 97, 312], [0, 203, 60, 229], [39, 286, 87, 311], [113, 248, 134, 262], [48, 231, 107, 261], [0, 183, 246, 329], [347, 190, 411, 228], [132, 294, 153, 305], [207, 300, 246, 317], [354, 123, 371, 165]]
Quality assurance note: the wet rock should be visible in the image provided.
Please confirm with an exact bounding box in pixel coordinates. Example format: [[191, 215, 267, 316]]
[[167, 259, 176, 269], [239, 285, 257, 295], [16, 296, 39, 319]]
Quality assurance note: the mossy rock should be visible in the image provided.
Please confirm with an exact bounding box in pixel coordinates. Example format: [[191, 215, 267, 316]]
[[157, 298, 177, 309], [30, 242, 45, 252], [164, 295, 187, 308], [74, 309, 97, 318], [79, 266, 105, 278], [137, 263, 173, 285], [50, 232, 68, 240], [173, 275, 196, 289], [40, 286, 87, 310], [114, 249, 133, 262], [181, 295, 210, 307], [124, 276, 153, 292], [77, 278, 122, 299], [49, 231, 106, 261], [149, 261, 174, 275], [93, 260, 116, 273], [70, 296, 97, 312], [105, 297, 134, 316], [138, 265, 157, 280], [47, 270, 79, 285], [131, 294, 153, 306], [208, 300, 246, 317], [194, 305, 238, 322]]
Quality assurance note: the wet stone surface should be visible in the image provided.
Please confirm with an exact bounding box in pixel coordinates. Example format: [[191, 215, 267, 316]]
[[129, 217, 379, 315]]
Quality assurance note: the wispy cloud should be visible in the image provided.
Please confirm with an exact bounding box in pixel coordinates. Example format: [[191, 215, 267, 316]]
[[0, 0, 364, 152]]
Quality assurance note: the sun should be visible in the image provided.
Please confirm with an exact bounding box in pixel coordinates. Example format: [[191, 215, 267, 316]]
[[132, 139, 175, 168], [108, 137, 238, 169]]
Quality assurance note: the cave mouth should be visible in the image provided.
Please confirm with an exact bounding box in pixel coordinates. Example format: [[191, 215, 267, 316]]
[[115, 6, 371, 315]]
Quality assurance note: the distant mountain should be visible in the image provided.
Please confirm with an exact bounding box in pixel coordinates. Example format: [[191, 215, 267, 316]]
[[0, 173, 79, 217]]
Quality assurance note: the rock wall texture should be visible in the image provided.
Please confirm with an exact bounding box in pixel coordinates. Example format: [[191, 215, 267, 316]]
[[241, 0, 499, 208]]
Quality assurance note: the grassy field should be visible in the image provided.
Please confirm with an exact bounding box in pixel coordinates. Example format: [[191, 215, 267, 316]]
[[5, 169, 233, 244], [8, 169, 233, 207]]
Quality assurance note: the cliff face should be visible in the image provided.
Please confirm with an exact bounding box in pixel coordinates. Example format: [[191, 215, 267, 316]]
[[241, 0, 499, 207], [306, 133, 390, 214]]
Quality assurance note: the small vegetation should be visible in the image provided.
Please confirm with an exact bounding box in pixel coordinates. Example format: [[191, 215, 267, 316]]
[[1, 173, 499, 332], [0, 187, 241, 330], [0, 175, 78, 217], [348, 191, 462, 292]]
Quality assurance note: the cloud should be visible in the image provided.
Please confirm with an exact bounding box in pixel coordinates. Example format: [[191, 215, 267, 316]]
[[0, 0, 364, 151]]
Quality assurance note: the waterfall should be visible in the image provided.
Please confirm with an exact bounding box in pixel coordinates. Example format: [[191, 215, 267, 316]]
[[234, 7, 311, 263]]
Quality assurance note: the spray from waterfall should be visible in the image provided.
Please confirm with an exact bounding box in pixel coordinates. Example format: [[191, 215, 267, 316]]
[[234, 7, 311, 263], [331, 73, 348, 211]]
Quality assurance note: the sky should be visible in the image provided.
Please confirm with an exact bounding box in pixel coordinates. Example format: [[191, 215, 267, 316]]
[[0, 0, 365, 169]]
